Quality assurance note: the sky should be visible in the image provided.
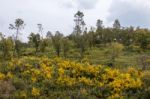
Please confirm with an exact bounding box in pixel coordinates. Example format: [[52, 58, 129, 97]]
[[0, 0, 150, 42]]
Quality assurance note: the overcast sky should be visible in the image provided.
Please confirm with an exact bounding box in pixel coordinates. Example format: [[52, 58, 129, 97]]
[[0, 0, 150, 41]]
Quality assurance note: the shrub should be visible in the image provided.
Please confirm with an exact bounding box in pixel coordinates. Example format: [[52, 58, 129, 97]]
[[0, 56, 146, 98]]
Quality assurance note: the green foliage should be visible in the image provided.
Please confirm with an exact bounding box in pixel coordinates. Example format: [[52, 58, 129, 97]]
[[14, 40, 22, 56], [107, 42, 124, 66], [141, 71, 150, 98], [62, 38, 72, 58], [50, 31, 63, 57], [39, 39, 48, 52], [113, 19, 121, 29], [28, 33, 41, 53], [135, 29, 150, 49], [0, 35, 14, 59], [87, 29, 96, 48], [72, 11, 88, 58]]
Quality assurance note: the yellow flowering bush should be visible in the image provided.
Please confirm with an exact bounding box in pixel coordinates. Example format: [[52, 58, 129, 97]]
[[0, 56, 146, 98]]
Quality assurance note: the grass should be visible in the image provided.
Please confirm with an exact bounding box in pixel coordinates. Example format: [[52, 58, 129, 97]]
[[1, 46, 150, 70]]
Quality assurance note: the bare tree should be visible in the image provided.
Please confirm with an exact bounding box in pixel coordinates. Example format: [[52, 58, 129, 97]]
[[37, 24, 43, 39], [73, 11, 87, 58], [9, 18, 25, 56]]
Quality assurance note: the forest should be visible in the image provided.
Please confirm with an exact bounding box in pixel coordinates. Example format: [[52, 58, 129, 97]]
[[0, 11, 150, 98]]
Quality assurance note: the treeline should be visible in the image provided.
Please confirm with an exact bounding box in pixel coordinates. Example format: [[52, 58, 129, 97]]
[[1, 11, 150, 60]]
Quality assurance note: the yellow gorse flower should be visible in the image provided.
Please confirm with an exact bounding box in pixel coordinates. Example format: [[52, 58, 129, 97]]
[[0, 56, 144, 98], [32, 87, 40, 96], [0, 72, 5, 80]]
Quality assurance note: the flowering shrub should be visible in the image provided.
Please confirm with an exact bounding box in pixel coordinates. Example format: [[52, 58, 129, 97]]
[[0, 56, 145, 98]]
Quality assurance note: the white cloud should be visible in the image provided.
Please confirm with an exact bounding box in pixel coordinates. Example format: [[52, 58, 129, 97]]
[[76, 0, 98, 9], [107, 0, 150, 27], [60, 0, 99, 9]]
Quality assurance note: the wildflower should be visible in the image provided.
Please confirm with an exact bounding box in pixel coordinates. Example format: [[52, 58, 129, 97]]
[[0, 72, 5, 80], [79, 77, 93, 86], [46, 73, 52, 79], [31, 76, 37, 83], [32, 87, 40, 96], [58, 68, 65, 76]]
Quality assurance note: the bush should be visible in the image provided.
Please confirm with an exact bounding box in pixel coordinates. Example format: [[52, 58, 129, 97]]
[[107, 42, 124, 66], [0, 56, 144, 98], [126, 45, 142, 52], [141, 71, 150, 98]]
